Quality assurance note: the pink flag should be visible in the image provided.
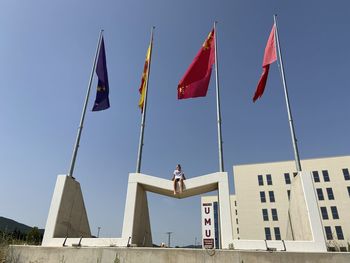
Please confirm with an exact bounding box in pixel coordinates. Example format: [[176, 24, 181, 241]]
[[253, 25, 277, 102]]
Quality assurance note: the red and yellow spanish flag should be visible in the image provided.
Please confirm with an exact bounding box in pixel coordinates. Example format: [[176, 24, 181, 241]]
[[138, 44, 152, 112], [178, 29, 215, 99]]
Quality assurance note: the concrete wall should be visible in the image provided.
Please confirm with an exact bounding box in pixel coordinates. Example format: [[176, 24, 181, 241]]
[[7, 246, 350, 263]]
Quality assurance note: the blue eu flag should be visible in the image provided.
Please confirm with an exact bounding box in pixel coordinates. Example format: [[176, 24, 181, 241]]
[[92, 37, 110, 111]]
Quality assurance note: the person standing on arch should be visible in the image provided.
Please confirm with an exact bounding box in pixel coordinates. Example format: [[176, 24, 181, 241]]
[[172, 164, 186, 195]]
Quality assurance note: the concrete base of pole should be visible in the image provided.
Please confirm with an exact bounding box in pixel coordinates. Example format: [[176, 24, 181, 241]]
[[42, 175, 91, 246]]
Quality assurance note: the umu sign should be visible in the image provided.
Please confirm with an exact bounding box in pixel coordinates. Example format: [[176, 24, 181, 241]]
[[201, 202, 217, 249]]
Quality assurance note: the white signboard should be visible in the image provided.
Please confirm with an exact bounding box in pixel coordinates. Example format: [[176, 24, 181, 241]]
[[201, 202, 216, 249]]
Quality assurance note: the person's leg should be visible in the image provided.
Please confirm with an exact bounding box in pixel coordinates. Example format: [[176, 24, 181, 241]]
[[173, 179, 177, 195], [180, 178, 184, 193]]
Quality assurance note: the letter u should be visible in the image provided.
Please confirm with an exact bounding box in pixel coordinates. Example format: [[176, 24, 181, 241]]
[[205, 230, 211, 237]]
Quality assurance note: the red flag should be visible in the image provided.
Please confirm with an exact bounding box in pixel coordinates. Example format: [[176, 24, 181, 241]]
[[178, 29, 215, 99], [253, 25, 277, 102]]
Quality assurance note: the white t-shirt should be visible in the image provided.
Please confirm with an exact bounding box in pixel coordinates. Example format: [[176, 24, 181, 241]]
[[173, 169, 184, 180]]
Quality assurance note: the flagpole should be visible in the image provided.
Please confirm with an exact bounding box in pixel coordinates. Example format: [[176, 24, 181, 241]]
[[214, 21, 224, 172], [214, 22, 224, 248], [68, 30, 104, 178], [273, 15, 302, 172], [136, 27, 154, 173]]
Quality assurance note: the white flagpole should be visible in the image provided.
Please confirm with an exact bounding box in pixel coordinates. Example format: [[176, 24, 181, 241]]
[[68, 30, 104, 178], [273, 15, 302, 172], [136, 27, 154, 173], [214, 21, 225, 172]]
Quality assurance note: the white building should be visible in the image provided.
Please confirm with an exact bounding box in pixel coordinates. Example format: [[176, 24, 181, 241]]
[[201, 155, 350, 251]]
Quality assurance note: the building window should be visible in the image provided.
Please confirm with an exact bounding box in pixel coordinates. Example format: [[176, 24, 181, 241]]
[[326, 188, 334, 200], [284, 173, 291, 184], [269, 191, 275, 202], [287, 190, 291, 200], [322, 170, 330, 182], [234, 201, 237, 206], [343, 168, 350, 180], [335, 226, 344, 240], [237, 228, 239, 234], [264, 227, 271, 240], [274, 227, 281, 240], [258, 175, 264, 186], [293, 172, 298, 177], [262, 209, 269, 221], [260, 191, 266, 203], [347, 186, 350, 197], [324, 226, 333, 240], [312, 171, 320, 182], [316, 188, 324, 201], [266, 174, 273, 185], [236, 218, 239, 224], [271, 208, 278, 221], [320, 207, 328, 220], [340, 247, 347, 252], [331, 206, 339, 219], [235, 209, 238, 215]]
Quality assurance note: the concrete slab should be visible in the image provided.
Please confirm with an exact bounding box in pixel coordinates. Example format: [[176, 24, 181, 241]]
[[128, 173, 221, 199], [7, 246, 350, 263]]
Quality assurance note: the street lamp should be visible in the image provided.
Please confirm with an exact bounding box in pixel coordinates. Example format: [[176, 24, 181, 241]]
[[97, 227, 101, 238], [166, 232, 173, 247]]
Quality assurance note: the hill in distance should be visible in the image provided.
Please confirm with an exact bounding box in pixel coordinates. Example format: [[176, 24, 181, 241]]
[[0, 216, 44, 234]]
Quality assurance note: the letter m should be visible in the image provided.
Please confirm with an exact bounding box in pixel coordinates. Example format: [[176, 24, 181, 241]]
[[204, 218, 211, 225]]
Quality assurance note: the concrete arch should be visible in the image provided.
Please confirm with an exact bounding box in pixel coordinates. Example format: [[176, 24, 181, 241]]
[[121, 172, 233, 248]]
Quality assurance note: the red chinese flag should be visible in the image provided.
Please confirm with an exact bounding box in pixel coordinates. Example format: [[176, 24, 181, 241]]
[[178, 29, 215, 99], [253, 25, 277, 102]]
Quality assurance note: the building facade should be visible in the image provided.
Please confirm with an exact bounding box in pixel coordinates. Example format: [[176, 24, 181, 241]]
[[201, 155, 350, 251]]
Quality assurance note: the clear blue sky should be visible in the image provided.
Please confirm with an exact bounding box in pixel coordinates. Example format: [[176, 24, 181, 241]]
[[0, 0, 349, 246]]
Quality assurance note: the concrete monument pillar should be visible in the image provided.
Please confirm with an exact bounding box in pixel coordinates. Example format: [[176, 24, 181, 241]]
[[42, 175, 91, 246]]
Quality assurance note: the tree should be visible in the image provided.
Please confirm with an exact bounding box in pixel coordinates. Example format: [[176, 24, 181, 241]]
[[27, 227, 41, 245]]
